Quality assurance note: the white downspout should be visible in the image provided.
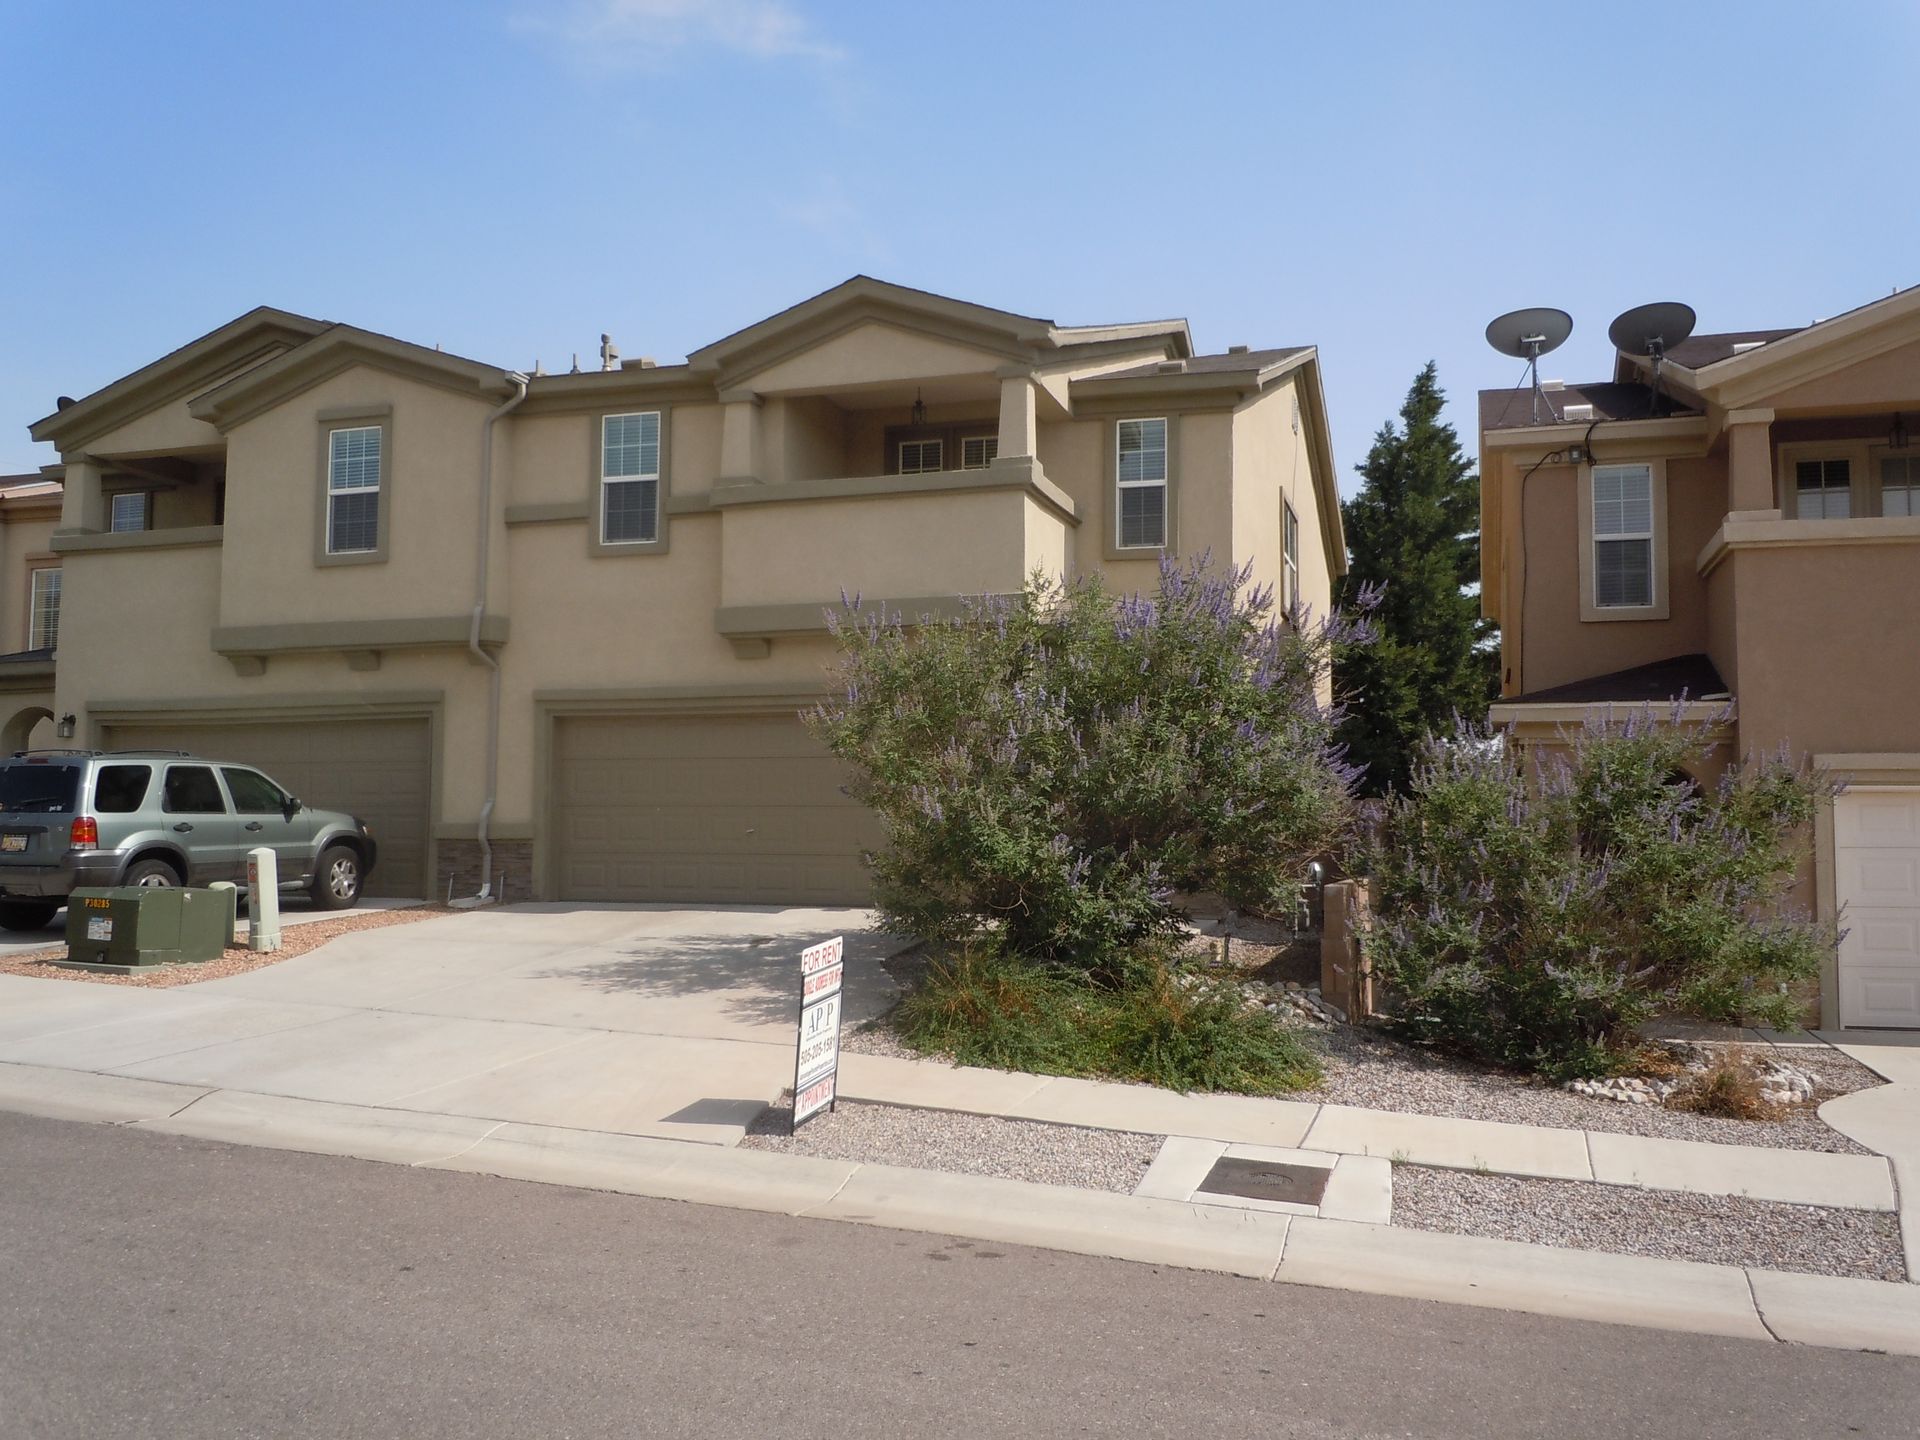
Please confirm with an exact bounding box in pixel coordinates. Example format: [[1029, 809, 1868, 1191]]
[[464, 372, 529, 904]]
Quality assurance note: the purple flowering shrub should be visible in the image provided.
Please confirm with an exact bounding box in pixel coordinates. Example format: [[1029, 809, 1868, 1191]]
[[811, 556, 1367, 974], [1362, 710, 1833, 1078]]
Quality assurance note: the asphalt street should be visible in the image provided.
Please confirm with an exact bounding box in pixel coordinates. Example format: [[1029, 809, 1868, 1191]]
[[0, 1111, 1914, 1439]]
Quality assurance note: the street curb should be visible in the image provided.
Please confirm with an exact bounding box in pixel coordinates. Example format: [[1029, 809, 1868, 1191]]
[[2, 1062, 1916, 1357]]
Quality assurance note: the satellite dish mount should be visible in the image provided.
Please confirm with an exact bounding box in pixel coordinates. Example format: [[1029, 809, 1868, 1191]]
[[1485, 308, 1573, 423]]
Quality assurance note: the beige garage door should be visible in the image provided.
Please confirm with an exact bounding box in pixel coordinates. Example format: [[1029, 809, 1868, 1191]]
[[102, 717, 432, 899], [553, 712, 880, 905], [1836, 786, 1920, 1028]]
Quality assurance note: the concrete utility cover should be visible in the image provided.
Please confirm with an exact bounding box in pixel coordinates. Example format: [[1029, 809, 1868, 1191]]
[[1197, 1156, 1331, 1206]]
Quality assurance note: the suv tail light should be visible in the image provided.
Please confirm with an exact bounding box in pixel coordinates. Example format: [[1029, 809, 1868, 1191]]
[[70, 817, 99, 848]]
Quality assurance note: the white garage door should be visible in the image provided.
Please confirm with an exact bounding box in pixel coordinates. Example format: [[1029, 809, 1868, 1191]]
[[102, 717, 432, 899], [1836, 787, 1920, 1028], [552, 712, 880, 905]]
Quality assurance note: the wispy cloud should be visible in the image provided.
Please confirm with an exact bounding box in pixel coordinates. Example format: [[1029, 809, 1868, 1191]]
[[775, 176, 894, 264], [525, 0, 846, 66]]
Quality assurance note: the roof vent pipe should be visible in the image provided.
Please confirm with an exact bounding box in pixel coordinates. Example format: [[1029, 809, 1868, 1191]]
[[458, 371, 529, 908]]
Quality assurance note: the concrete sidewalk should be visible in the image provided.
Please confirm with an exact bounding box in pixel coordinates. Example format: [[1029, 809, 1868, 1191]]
[[1, 1060, 1916, 1358]]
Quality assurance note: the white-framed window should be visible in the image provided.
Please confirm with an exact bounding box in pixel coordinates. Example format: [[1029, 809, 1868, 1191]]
[[961, 435, 997, 470], [899, 439, 943, 474], [28, 568, 60, 651], [1794, 457, 1852, 519], [1879, 454, 1919, 517], [1116, 417, 1168, 549], [601, 411, 661, 545], [1282, 498, 1301, 620], [326, 425, 382, 553], [1591, 463, 1654, 609], [109, 491, 151, 533]]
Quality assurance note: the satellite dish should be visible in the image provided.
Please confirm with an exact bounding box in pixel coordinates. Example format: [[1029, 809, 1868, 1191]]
[[1608, 302, 1696, 359], [1608, 302, 1696, 415], [1485, 307, 1573, 423]]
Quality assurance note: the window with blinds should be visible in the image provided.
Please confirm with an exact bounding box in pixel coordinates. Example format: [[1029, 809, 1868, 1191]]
[[327, 426, 382, 554], [1116, 417, 1168, 548], [109, 491, 151, 533], [29, 568, 60, 651], [1795, 458, 1852, 519], [898, 439, 943, 474], [961, 436, 997, 469], [1282, 498, 1301, 620], [1592, 463, 1654, 608], [602, 411, 661, 544], [1880, 455, 1919, 517]]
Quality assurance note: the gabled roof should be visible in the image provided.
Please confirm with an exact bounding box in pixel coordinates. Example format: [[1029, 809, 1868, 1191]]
[[686, 276, 1193, 375], [1083, 346, 1309, 383], [28, 306, 328, 450], [187, 324, 516, 430]]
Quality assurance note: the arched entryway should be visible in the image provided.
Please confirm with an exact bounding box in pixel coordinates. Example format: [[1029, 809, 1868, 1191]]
[[1, 705, 54, 755]]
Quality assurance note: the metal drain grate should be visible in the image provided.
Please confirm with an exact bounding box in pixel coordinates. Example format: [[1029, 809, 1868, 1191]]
[[1195, 1157, 1331, 1206]]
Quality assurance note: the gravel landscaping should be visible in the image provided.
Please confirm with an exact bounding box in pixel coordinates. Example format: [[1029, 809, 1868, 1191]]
[[0, 904, 453, 988], [1298, 1024, 1882, 1154], [739, 1099, 1163, 1193], [1391, 1164, 1907, 1282]]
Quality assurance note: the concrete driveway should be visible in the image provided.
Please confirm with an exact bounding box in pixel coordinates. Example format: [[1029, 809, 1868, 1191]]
[[0, 905, 903, 1143]]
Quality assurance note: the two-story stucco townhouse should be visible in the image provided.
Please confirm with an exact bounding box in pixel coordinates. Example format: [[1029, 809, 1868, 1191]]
[[14, 277, 1345, 909], [1478, 284, 1920, 1030]]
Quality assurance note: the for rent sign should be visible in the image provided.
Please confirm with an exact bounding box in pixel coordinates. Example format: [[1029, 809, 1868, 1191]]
[[793, 936, 844, 1128]]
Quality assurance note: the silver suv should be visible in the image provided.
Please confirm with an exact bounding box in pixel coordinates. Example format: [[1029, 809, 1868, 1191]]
[[0, 750, 378, 932]]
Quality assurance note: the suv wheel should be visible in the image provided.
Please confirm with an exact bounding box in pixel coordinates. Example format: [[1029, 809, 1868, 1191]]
[[0, 901, 59, 932], [124, 858, 182, 888], [310, 844, 362, 911]]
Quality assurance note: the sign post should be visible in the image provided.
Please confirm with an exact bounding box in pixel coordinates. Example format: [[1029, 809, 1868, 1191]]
[[793, 935, 844, 1130]]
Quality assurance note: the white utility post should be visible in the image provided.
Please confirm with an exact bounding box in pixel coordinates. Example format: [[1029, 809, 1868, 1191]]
[[245, 847, 281, 953]]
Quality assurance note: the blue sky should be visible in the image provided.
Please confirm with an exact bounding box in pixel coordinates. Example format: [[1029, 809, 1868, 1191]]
[[2, 1, 1915, 489]]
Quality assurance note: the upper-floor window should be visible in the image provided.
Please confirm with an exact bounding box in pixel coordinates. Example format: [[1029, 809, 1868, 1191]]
[[1879, 454, 1919, 517], [327, 425, 383, 553], [601, 411, 661, 545], [961, 436, 997, 470], [28, 568, 59, 651], [899, 439, 943, 474], [1116, 417, 1168, 549], [1282, 498, 1301, 621], [1795, 458, 1851, 519], [1592, 463, 1654, 608], [109, 491, 151, 533]]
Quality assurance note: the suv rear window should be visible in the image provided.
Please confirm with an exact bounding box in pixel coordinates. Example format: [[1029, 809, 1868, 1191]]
[[0, 763, 81, 814], [94, 765, 153, 814]]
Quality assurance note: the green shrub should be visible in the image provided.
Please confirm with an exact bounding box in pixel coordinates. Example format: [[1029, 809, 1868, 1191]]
[[809, 556, 1369, 974], [894, 945, 1323, 1095], [1360, 711, 1834, 1080]]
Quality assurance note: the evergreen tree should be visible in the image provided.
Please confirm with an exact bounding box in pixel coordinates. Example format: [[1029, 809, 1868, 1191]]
[[1334, 363, 1494, 795]]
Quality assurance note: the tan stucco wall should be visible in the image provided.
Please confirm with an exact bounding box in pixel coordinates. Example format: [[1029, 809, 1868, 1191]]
[[744, 321, 1007, 393], [1231, 378, 1332, 623], [1507, 454, 1725, 695], [1723, 539, 1920, 758], [1761, 335, 1920, 413], [1, 508, 58, 651]]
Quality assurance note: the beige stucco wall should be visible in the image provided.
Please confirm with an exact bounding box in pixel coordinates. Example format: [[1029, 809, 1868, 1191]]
[[220, 368, 499, 625], [1, 506, 58, 651], [1762, 336, 1920, 412], [1508, 454, 1725, 695], [1232, 378, 1332, 623], [1722, 539, 1920, 758]]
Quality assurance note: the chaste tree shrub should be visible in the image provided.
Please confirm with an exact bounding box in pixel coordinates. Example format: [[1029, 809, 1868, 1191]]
[[1360, 709, 1835, 1079], [809, 556, 1374, 976]]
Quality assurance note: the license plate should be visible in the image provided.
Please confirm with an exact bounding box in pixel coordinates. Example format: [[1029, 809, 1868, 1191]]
[[0, 834, 26, 853]]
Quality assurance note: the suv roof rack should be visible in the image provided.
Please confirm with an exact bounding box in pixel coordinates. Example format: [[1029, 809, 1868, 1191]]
[[7, 748, 102, 759], [103, 749, 197, 757]]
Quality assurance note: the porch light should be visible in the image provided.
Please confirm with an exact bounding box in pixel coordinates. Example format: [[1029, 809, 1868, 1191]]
[[55, 713, 75, 739], [1891, 412, 1910, 451], [909, 388, 927, 428]]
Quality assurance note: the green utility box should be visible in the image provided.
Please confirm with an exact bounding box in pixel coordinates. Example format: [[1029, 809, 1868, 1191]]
[[62, 887, 230, 973]]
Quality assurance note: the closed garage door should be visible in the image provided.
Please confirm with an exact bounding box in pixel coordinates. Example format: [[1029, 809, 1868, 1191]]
[[101, 717, 432, 899], [552, 712, 880, 905], [1836, 787, 1920, 1028]]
